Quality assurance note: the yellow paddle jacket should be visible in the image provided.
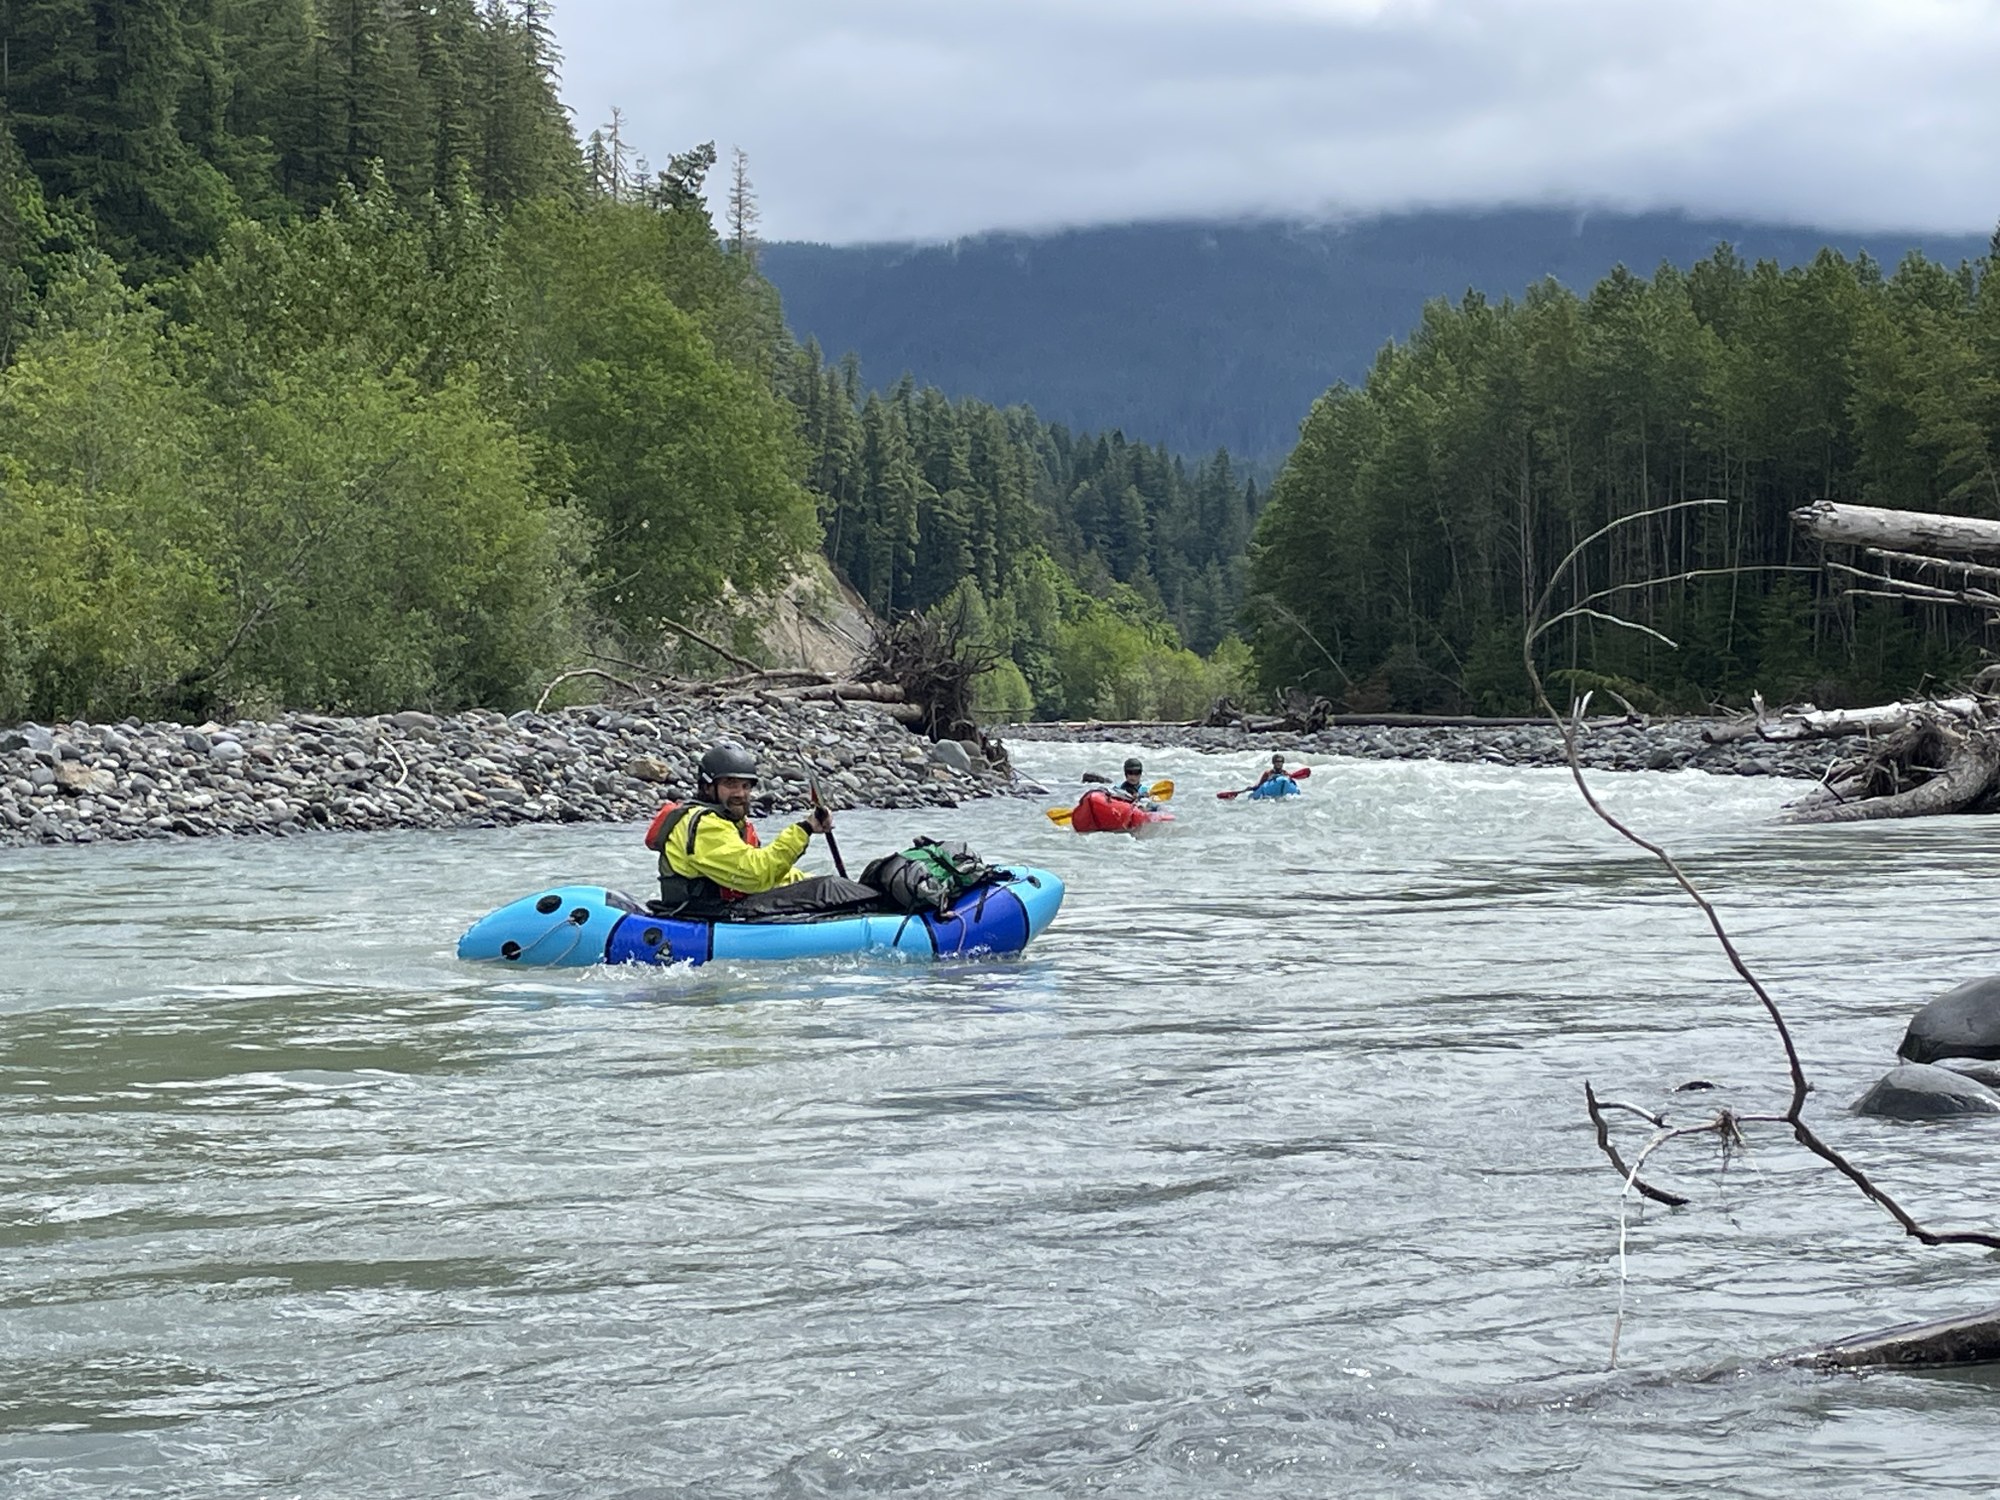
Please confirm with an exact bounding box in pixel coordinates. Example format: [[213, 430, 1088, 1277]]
[[660, 806, 810, 896]]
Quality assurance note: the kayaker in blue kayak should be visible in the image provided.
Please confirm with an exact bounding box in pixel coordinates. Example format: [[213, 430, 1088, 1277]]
[[1235, 753, 1294, 796], [1255, 752, 1289, 788], [648, 742, 873, 918]]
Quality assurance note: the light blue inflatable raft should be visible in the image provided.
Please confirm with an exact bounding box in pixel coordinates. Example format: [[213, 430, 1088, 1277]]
[[458, 866, 1065, 968]]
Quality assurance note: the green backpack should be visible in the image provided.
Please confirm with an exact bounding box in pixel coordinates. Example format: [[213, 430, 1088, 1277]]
[[862, 837, 1004, 915]]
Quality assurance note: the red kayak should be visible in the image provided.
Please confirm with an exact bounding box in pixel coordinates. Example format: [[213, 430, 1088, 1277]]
[[1069, 788, 1175, 834]]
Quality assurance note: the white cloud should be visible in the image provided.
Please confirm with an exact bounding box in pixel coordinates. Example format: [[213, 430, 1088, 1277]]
[[555, 0, 2000, 242]]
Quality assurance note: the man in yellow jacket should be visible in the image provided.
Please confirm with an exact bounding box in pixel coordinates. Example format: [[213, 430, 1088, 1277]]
[[654, 742, 843, 916]]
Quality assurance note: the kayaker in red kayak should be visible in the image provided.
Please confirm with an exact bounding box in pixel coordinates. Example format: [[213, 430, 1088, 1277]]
[[1106, 757, 1158, 809]]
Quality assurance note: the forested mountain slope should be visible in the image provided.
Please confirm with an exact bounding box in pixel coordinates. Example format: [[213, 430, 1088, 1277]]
[[0, 1, 1262, 726], [763, 211, 1992, 460], [9, 2, 1994, 727]]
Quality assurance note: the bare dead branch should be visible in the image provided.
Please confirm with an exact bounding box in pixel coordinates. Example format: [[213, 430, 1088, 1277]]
[[1591, 1095, 1669, 1129], [1530, 517, 2000, 1255], [1565, 563, 1818, 617], [1861, 545, 2000, 585], [660, 616, 762, 672], [1585, 1084, 1689, 1207], [535, 667, 648, 713], [378, 734, 410, 789], [1530, 604, 1683, 650], [1529, 498, 1726, 635], [1827, 560, 2000, 609]]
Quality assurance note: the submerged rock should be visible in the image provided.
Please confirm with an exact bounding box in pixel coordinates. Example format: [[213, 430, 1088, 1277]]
[[1852, 1063, 2000, 1120]]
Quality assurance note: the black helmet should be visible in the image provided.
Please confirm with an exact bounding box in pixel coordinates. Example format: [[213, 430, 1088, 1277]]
[[698, 742, 759, 785], [1123, 757, 1143, 776], [1271, 752, 1285, 768]]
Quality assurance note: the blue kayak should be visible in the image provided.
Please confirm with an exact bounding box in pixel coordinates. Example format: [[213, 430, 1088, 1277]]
[[1248, 775, 1303, 799], [458, 866, 1065, 968]]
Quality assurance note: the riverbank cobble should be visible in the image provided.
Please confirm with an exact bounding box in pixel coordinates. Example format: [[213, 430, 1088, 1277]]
[[0, 700, 1017, 848]]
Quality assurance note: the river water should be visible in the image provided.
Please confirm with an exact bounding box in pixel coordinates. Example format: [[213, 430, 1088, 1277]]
[[4, 742, 1999, 1498]]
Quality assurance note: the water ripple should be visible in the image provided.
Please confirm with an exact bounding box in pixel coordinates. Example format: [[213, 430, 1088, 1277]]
[[3, 749, 1996, 1495]]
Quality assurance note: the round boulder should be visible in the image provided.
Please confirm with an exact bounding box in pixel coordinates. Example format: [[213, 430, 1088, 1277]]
[[1853, 1063, 2000, 1120], [927, 739, 973, 774], [1898, 977, 2000, 1064]]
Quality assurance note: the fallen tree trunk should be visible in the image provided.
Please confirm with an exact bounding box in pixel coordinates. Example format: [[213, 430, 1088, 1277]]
[[753, 684, 926, 726], [1702, 696, 1982, 744], [536, 663, 927, 725], [1321, 712, 1638, 729], [1026, 718, 1202, 732], [1793, 500, 2000, 557], [764, 680, 906, 704], [1786, 1303, 2000, 1370]]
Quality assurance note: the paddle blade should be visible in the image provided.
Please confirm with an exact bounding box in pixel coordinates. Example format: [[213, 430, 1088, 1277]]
[[1045, 806, 1074, 824], [1290, 766, 1312, 780], [1216, 788, 1241, 800], [1150, 780, 1175, 801]]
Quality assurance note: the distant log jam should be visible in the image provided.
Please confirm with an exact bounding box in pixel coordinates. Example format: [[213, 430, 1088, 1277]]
[[1777, 704, 2000, 824]]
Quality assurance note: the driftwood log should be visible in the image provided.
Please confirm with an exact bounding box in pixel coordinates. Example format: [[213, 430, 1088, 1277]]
[[856, 606, 996, 745], [537, 603, 1011, 767], [536, 662, 926, 725], [1700, 696, 1981, 744], [1786, 1304, 2000, 1371], [1701, 694, 2000, 823], [1041, 709, 1642, 732]]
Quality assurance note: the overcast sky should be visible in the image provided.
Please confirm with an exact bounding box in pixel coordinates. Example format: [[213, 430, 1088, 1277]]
[[553, 0, 2000, 246]]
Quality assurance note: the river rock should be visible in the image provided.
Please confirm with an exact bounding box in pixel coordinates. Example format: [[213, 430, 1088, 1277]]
[[1852, 1063, 2000, 1119], [53, 763, 117, 796], [1897, 977, 2000, 1064]]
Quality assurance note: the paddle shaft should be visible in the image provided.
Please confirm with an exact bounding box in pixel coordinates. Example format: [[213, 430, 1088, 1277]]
[[807, 774, 849, 878]]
